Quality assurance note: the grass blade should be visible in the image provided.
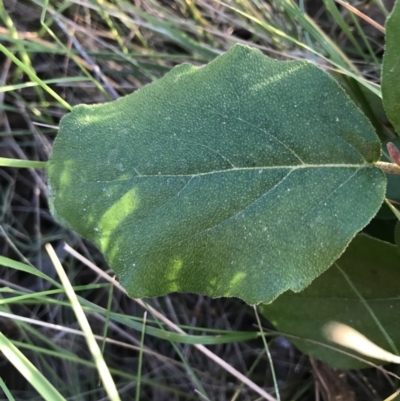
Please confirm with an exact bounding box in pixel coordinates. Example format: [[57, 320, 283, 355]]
[[0, 332, 67, 401], [0, 256, 59, 286], [0, 42, 71, 110], [135, 311, 147, 401], [45, 243, 121, 401], [0, 157, 47, 168], [0, 377, 16, 401]]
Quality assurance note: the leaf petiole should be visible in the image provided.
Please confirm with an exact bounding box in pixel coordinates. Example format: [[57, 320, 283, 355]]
[[375, 161, 400, 175]]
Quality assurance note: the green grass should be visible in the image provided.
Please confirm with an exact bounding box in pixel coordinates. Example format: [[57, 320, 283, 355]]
[[0, 0, 398, 399]]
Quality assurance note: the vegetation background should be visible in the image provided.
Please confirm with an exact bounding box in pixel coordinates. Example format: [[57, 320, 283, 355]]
[[0, 0, 398, 400]]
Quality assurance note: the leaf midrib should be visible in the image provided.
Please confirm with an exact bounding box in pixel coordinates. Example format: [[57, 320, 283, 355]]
[[81, 163, 375, 184]]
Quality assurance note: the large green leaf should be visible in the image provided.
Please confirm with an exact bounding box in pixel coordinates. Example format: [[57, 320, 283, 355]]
[[259, 235, 400, 369], [47, 44, 385, 304], [382, 0, 400, 134]]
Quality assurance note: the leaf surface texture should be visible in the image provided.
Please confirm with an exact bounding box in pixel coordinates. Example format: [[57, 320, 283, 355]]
[[48, 45, 385, 304]]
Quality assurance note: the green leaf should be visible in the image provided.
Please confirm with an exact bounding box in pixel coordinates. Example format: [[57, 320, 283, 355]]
[[382, 0, 400, 134], [47, 44, 385, 304], [259, 235, 400, 369]]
